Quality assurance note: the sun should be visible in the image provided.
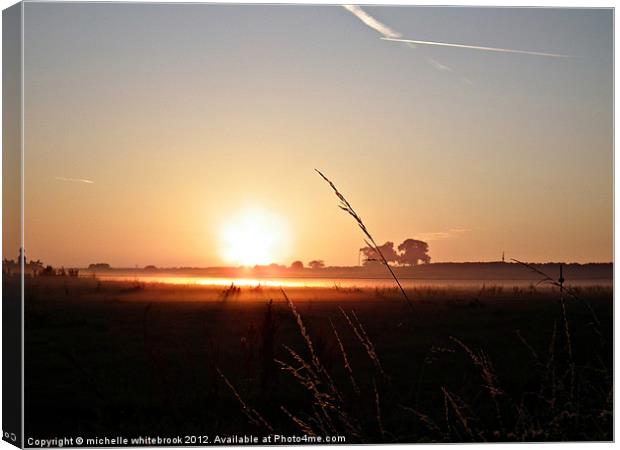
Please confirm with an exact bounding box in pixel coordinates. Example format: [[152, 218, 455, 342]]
[[219, 208, 289, 266]]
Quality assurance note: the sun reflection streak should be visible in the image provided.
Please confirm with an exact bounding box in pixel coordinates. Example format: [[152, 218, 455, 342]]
[[96, 275, 315, 288]]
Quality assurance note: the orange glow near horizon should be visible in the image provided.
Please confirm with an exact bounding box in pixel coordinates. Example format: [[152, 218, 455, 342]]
[[97, 275, 310, 288], [218, 208, 289, 267]]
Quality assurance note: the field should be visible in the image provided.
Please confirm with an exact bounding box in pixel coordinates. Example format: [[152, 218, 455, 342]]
[[22, 276, 612, 443]]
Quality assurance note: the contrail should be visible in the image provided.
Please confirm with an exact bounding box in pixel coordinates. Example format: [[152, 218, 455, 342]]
[[343, 4, 401, 39], [55, 176, 95, 184], [428, 57, 452, 72], [381, 37, 571, 58], [342, 4, 570, 59]]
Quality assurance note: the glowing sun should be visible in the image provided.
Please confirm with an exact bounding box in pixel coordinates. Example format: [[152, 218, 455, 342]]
[[219, 208, 289, 266]]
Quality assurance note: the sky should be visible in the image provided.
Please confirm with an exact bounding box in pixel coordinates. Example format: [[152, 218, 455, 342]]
[[21, 3, 613, 267]]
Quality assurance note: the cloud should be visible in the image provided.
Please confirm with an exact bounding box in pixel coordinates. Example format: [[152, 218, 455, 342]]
[[417, 228, 471, 241], [342, 5, 401, 39], [381, 37, 571, 58], [428, 57, 452, 72], [55, 176, 94, 184]]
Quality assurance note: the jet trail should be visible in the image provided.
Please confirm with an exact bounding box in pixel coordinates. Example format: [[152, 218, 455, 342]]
[[381, 37, 571, 58], [342, 4, 401, 39], [55, 176, 95, 184], [342, 4, 570, 59]]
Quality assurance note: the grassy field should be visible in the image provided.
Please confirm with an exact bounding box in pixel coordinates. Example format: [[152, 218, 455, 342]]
[[22, 276, 612, 443]]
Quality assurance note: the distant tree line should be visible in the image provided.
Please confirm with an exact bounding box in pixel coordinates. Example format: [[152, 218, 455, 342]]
[[2, 248, 80, 277], [360, 239, 430, 266], [289, 260, 325, 270], [288, 241, 429, 270]]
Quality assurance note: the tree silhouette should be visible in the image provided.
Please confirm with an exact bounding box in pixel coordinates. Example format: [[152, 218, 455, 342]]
[[360, 241, 400, 266], [308, 260, 325, 269], [290, 260, 304, 270], [397, 239, 431, 265]]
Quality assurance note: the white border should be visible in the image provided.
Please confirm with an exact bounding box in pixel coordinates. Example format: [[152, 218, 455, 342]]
[[0, 2, 615, 450]]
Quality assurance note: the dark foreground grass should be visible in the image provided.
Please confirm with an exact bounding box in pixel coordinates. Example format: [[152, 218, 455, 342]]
[[22, 277, 612, 443]]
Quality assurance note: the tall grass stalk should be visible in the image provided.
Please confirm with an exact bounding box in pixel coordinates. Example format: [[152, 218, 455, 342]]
[[442, 388, 476, 441], [278, 288, 365, 440], [511, 258, 601, 330], [450, 337, 504, 433], [281, 406, 317, 436], [511, 259, 581, 397], [216, 367, 275, 433], [329, 318, 360, 395], [280, 288, 340, 399], [315, 169, 412, 308], [373, 378, 385, 438], [339, 306, 385, 377]]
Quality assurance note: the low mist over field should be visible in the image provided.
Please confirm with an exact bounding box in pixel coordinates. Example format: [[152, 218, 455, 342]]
[[7, 3, 612, 444]]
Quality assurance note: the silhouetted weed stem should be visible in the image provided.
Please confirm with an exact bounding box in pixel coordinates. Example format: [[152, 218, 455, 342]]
[[216, 367, 275, 433], [278, 288, 365, 440], [315, 169, 412, 308], [373, 378, 385, 437], [339, 306, 385, 377], [450, 337, 505, 433], [511, 259, 583, 399], [329, 317, 360, 395], [442, 387, 475, 440], [279, 288, 341, 399], [511, 258, 601, 328], [281, 406, 317, 436]]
